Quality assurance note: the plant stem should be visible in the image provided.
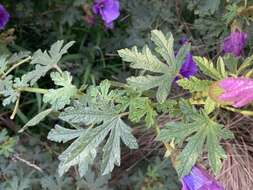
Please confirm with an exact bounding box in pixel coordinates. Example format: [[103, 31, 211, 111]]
[[109, 80, 128, 88], [1, 56, 32, 79], [54, 64, 63, 74], [18, 87, 48, 94], [222, 106, 253, 116], [155, 124, 174, 157], [10, 93, 20, 119]]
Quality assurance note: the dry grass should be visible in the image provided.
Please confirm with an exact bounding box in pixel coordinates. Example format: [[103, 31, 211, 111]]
[[217, 114, 253, 190]]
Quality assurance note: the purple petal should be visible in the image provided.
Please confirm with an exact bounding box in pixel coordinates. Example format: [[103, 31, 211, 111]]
[[92, 0, 120, 28], [219, 77, 253, 107], [181, 166, 223, 190], [0, 4, 10, 30], [222, 30, 247, 57], [179, 53, 198, 78], [179, 36, 189, 45]]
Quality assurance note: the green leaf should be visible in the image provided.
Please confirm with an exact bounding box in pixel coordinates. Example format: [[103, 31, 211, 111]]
[[204, 97, 216, 114], [128, 96, 157, 128], [223, 54, 238, 74], [23, 40, 75, 85], [43, 71, 77, 110], [194, 56, 223, 80], [118, 46, 168, 73], [48, 125, 85, 143], [151, 30, 175, 65], [207, 124, 227, 174], [19, 108, 53, 133], [238, 54, 253, 75], [157, 109, 233, 177], [198, 0, 220, 15], [48, 82, 138, 177], [0, 55, 9, 74], [101, 117, 138, 175], [59, 101, 116, 125], [118, 30, 190, 103], [0, 75, 19, 106], [0, 129, 16, 157], [177, 77, 212, 93], [54, 117, 138, 177], [177, 128, 206, 177], [7, 51, 31, 64], [216, 56, 227, 78]]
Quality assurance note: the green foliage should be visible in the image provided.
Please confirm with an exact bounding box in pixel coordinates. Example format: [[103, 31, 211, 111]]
[[223, 4, 238, 24], [76, 170, 112, 190], [177, 77, 212, 93], [194, 56, 227, 80], [0, 129, 16, 157], [157, 104, 234, 177], [3, 175, 31, 190], [23, 41, 75, 85], [19, 108, 53, 133], [0, 75, 19, 106], [128, 96, 157, 128], [43, 71, 78, 110], [48, 81, 138, 177], [118, 30, 190, 103], [2, 0, 253, 187]]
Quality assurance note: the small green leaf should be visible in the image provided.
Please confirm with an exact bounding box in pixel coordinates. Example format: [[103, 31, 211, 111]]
[[216, 56, 227, 78], [23, 41, 74, 85], [0, 75, 19, 106], [19, 108, 53, 133], [48, 125, 85, 143], [43, 71, 77, 110], [128, 96, 157, 127], [151, 30, 175, 65], [177, 77, 212, 93], [204, 97, 216, 114], [157, 107, 233, 177], [223, 54, 238, 74], [194, 56, 222, 80]]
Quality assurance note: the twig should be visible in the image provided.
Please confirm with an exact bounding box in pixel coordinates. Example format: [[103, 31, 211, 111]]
[[13, 154, 44, 173]]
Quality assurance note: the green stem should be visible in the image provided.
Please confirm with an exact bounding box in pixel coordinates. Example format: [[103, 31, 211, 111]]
[[1, 56, 32, 79], [109, 80, 128, 88], [222, 106, 253, 116], [54, 64, 63, 74], [18, 87, 48, 94]]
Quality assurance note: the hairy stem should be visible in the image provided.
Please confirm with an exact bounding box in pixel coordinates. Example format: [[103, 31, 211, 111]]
[[18, 87, 48, 94], [1, 56, 32, 79], [10, 93, 20, 119]]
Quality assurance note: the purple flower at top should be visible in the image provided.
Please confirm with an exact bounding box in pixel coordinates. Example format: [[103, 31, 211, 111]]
[[222, 30, 247, 57], [181, 166, 224, 190], [0, 4, 10, 30], [92, 0, 120, 28], [218, 77, 253, 108]]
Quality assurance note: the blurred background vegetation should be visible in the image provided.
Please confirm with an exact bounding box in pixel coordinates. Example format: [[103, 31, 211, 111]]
[[1, 0, 253, 189]]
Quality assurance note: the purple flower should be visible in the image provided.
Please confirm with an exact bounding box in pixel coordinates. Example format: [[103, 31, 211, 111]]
[[181, 166, 223, 190], [92, 0, 120, 28], [176, 38, 198, 79], [0, 4, 10, 30], [179, 36, 189, 45], [222, 30, 247, 57], [218, 77, 253, 108], [179, 53, 198, 78]]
